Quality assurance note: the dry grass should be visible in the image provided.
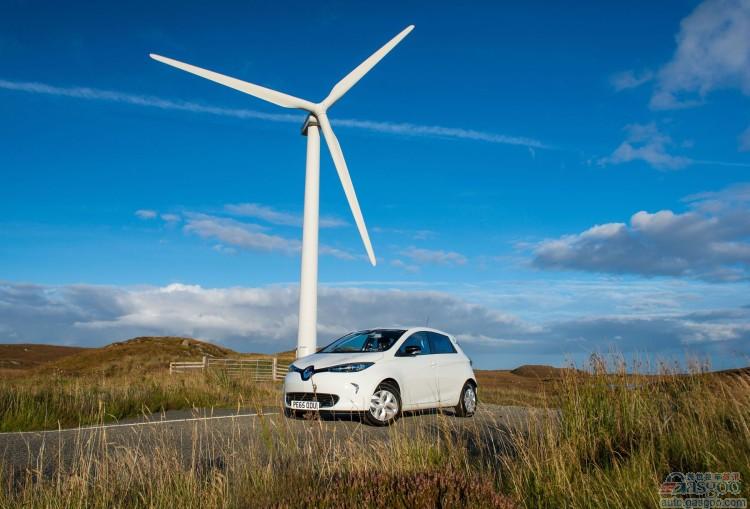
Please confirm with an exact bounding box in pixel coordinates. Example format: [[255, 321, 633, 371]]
[[0, 408, 515, 508], [0, 337, 289, 432], [0, 344, 86, 371], [0, 371, 279, 432], [1, 345, 748, 508], [475, 369, 562, 407], [3, 359, 747, 508], [39, 337, 236, 377], [500, 356, 750, 507]]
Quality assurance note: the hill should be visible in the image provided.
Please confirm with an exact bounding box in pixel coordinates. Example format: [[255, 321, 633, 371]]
[[716, 366, 750, 378], [0, 344, 87, 372], [0, 337, 298, 378], [41, 336, 236, 376]]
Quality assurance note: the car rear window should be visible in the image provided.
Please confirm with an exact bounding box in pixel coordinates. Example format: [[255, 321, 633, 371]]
[[396, 332, 431, 356], [428, 332, 457, 354]]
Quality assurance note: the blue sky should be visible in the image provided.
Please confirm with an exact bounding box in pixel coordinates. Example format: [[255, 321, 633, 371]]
[[1, 0, 749, 369]]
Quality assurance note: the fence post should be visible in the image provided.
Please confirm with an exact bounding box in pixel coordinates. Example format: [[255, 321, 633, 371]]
[[202, 356, 207, 372], [169, 362, 173, 375], [272, 357, 278, 381]]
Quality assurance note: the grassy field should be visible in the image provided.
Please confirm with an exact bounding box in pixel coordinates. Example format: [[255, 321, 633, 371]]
[[1, 408, 516, 509], [0, 337, 553, 432], [0, 371, 280, 432], [0, 338, 285, 432], [1, 338, 748, 508], [504, 359, 750, 507], [0, 363, 549, 432]]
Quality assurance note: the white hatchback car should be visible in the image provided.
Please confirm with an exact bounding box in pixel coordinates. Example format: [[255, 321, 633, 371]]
[[283, 328, 478, 426]]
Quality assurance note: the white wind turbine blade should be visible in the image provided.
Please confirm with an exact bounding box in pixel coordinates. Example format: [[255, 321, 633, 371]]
[[316, 113, 376, 266], [150, 54, 316, 111], [321, 25, 414, 109]]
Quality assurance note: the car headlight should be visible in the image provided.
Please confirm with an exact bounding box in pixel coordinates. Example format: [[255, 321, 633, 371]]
[[324, 362, 374, 373]]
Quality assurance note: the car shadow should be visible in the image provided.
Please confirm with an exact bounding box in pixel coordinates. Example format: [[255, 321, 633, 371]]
[[290, 407, 457, 423]]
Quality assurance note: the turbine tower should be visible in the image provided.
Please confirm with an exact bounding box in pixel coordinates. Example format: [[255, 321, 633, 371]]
[[150, 25, 414, 358]]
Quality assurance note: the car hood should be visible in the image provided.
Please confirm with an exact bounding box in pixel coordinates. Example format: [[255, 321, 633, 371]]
[[291, 351, 384, 370]]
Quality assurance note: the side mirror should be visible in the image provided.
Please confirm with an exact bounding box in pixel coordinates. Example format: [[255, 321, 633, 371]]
[[404, 345, 421, 356]]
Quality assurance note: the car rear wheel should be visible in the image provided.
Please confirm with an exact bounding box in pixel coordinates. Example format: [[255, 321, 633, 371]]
[[364, 382, 401, 426], [455, 382, 477, 417]]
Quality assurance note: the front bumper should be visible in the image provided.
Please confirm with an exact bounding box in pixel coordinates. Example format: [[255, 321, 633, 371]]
[[283, 371, 374, 412]]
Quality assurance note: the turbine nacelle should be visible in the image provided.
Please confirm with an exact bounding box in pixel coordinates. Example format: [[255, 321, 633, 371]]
[[149, 25, 414, 268]]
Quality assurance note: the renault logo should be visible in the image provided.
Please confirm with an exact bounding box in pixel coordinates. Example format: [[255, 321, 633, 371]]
[[301, 366, 314, 381]]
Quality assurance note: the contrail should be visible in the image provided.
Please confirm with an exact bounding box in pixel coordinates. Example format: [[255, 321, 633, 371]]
[[0, 79, 300, 123], [0, 78, 547, 149], [333, 118, 547, 148]]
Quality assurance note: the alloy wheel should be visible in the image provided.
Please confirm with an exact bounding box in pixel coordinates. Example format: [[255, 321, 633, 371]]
[[463, 385, 477, 414], [369, 389, 399, 422]]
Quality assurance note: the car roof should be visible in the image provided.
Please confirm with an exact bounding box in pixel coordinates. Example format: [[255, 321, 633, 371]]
[[359, 327, 452, 337]]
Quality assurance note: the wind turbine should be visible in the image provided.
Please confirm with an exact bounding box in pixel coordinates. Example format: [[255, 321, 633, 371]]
[[150, 25, 414, 359]]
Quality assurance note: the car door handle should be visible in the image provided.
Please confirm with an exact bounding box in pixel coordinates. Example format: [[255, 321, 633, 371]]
[[430, 362, 437, 367]]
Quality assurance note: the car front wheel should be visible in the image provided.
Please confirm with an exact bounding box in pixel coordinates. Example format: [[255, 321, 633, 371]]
[[364, 382, 401, 426], [455, 382, 477, 417]]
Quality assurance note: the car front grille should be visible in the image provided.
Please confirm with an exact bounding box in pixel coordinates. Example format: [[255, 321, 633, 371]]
[[285, 392, 339, 408]]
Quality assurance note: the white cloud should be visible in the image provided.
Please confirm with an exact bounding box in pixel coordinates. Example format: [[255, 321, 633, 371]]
[[598, 122, 750, 174], [0, 283, 534, 351], [319, 245, 357, 261], [391, 259, 420, 273], [183, 213, 355, 260], [402, 247, 468, 267], [598, 123, 691, 170], [184, 214, 298, 254], [373, 227, 436, 241], [135, 209, 157, 219], [212, 244, 237, 255], [531, 183, 750, 281], [650, 0, 750, 110], [225, 203, 346, 228], [0, 79, 546, 150], [0, 282, 747, 367], [681, 320, 750, 344], [160, 213, 181, 223], [610, 69, 654, 91]]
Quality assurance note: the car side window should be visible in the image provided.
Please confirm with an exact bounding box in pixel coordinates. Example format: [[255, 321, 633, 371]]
[[427, 332, 457, 354], [396, 332, 432, 356]]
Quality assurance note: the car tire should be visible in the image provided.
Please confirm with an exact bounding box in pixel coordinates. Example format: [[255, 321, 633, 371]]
[[455, 382, 477, 417], [364, 381, 402, 426]]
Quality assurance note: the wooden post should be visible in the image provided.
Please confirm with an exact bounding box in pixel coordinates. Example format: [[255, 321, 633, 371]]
[[272, 357, 278, 381], [202, 356, 207, 372]]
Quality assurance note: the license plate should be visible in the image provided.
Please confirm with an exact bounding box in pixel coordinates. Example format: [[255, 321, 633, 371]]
[[291, 400, 320, 411]]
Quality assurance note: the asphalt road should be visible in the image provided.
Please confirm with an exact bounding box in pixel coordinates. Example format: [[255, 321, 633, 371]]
[[0, 404, 543, 478]]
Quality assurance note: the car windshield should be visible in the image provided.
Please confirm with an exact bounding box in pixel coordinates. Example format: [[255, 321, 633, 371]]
[[319, 329, 406, 353]]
